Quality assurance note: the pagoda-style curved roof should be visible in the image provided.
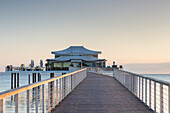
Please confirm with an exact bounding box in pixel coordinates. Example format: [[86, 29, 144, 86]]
[[46, 56, 106, 62], [51, 46, 101, 55]]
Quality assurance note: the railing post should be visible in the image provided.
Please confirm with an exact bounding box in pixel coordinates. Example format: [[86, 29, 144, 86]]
[[65, 77, 67, 96], [42, 84, 45, 113], [71, 74, 73, 90], [131, 75, 133, 92], [59, 79, 62, 102], [154, 82, 156, 112], [35, 87, 38, 113], [56, 79, 58, 105], [62, 78, 64, 100], [27, 90, 30, 113], [52, 81, 55, 109], [48, 83, 51, 113], [160, 84, 163, 113], [142, 77, 144, 101], [64, 77, 66, 98], [168, 85, 170, 113], [15, 94, 19, 113], [139, 77, 141, 99], [0, 99, 3, 113], [133, 75, 135, 94], [145, 78, 147, 104], [149, 80, 151, 108]]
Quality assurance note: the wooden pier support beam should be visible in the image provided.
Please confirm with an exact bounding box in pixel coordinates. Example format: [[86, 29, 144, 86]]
[[38, 73, 41, 82], [28, 74, 31, 84], [14, 73, 17, 89], [35, 73, 37, 83], [50, 73, 55, 78], [17, 73, 19, 88], [11, 73, 14, 90], [32, 73, 37, 83], [32, 73, 34, 83]]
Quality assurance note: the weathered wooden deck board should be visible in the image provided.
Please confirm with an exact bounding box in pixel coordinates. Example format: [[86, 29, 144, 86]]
[[52, 72, 153, 113]]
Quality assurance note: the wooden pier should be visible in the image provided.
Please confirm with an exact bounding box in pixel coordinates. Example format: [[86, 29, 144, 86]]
[[52, 72, 153, 113]]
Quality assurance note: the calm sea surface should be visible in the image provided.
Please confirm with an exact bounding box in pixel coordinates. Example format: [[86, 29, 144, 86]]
[[0, 72, 63, 93], [142, 74, 170, 82]]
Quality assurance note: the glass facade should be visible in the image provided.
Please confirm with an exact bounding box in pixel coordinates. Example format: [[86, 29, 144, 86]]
[[51, 61, 104, 69]]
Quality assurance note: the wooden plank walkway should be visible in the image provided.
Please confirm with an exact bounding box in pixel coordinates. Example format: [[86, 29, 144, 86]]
[[52, 72, 153, 113]]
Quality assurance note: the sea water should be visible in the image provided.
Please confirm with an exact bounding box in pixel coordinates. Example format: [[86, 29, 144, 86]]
[[142, 74, 170, 82], [0, 72, 63, 93]]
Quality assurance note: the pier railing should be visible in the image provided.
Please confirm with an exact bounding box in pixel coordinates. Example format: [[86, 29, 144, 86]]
[[114, 69, 170, 113], [0, 68, 87, 113], [89, 67, 114, 77]]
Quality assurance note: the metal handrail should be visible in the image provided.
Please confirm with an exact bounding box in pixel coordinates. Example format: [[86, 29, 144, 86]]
[[0, 68, 87, 113], [114, 69, 170, 113]]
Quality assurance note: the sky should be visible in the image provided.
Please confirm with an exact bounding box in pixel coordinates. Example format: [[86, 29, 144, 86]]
[[0, 0, 170, 73]]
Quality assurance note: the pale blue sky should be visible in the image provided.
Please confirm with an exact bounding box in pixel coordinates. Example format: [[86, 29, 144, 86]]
[[0, 0, 170, 73]]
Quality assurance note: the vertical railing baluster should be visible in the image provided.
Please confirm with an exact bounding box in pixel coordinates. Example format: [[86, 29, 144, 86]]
[[66, 76, 69, 95], [135, 76, 137, 96], [149, 80, 151, 108], [56, 80, 58, 105], [52, 81, 55, 109], [168, 85, 170, 113], [62, 77, 64, 100], [67, 76, 69, 95], [70, 75, 71, 92], [48, 83, 51, 113], [0, 99, 3, 113], [145, 79, 147, 104], [35, 87, 38, 113], [27, 90, 30, 113], [64, 77, 66, 98], [15, 94, 19, 113], [139, 77, 141, 99], [59, 79, 62, 102], [142, 77, 144, 102], [65, 77, 67, 96], [154, 82, 156, 112], [133, 75, 135, 94], [131, 75, 133, 92], [160, 84, 163, 113], [42, 84, 45, 113], [71, 75, 73, 90]]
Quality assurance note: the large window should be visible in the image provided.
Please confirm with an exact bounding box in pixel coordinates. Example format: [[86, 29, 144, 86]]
[[54, 63, 62, 67], [63, 63, 71, 67]]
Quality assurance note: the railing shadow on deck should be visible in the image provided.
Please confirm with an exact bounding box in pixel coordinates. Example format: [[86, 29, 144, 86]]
[[0, 68, 87, 113]]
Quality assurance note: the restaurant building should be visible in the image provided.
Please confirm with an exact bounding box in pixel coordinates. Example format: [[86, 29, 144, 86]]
[[46, 46, 106, 70]]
